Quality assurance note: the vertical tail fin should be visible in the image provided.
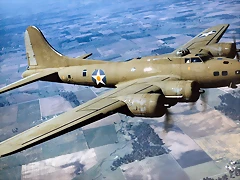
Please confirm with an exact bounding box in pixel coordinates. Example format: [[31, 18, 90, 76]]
[[24, 26, 105, 69], [25, 26, 70, 68]]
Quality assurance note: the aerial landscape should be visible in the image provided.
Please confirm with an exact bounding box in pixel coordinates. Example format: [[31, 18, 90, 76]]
[[0, 0, 240, 180]]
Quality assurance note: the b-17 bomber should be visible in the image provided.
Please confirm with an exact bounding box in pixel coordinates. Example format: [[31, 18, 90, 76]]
[[0, 24, 239, 157]]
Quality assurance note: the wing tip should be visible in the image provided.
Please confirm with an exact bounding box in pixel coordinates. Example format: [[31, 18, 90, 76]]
[[217, 24, 230, 28], [223, 24, 230, 28]]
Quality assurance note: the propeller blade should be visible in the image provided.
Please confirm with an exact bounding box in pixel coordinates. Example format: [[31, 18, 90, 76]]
[[189, 89, 208, 111], [232, 35, 240, 60], [189, 102, 195, 110], [233, 35, 236, 44], [163, 109, 173, 132], [199, 89, 209, 111]]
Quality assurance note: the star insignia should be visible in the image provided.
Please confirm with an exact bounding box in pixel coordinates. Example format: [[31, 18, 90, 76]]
[[198, 30, 216, 38], [92, 69, 106, 85]]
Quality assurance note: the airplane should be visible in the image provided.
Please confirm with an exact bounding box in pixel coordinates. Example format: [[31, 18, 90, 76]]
[[0, 24, 239, 158]]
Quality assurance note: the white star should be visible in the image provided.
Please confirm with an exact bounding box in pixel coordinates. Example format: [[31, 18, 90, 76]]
[[92, 70, 106, 85], [199, 30, 216, 37]]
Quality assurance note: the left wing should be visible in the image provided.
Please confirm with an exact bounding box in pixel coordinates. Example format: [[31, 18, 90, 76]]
[[172, 24, 229, 54], [0, 76, 171, 157]]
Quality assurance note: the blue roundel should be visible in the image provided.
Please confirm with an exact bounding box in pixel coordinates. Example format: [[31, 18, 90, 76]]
[[91, 69, 106, 85]]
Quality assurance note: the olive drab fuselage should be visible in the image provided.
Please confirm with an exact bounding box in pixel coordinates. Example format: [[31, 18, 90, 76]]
[[23, 55, 240, 89]]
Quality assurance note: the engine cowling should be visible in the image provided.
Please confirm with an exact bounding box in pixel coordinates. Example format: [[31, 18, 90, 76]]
[[152, 80, 200, 102], [116, 94, 167, 117], [203, 43, 236, 58]]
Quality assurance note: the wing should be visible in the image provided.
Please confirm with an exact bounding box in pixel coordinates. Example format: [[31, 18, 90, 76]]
[[172, 24, 229, 54], [0, 70, 58, 94], [0, 76, 171, 157]]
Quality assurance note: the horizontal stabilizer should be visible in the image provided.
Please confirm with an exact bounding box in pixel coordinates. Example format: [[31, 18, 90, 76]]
[[0, 70, 57, 94]]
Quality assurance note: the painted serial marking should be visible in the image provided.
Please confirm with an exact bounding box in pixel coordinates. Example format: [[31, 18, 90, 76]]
[[198, 30, 216, 38], [92, 69, 106, 85]]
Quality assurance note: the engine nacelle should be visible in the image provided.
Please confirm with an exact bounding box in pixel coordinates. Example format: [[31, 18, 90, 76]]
[[117, 94, 167, 117], [152, 80, 200, 102], [203, 43, 236, 58]]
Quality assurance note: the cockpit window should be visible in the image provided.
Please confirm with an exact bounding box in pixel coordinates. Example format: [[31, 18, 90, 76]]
[[185, 58, 191, 63], [199, 56, 211, 61], [185, 57, 203, 63], [191, 57, 202, 63]]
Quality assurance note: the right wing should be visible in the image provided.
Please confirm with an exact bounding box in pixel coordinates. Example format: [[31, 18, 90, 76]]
[[172, 24, 229, 54], [0, 76, 171, 157], [0, 70, 58, 94]]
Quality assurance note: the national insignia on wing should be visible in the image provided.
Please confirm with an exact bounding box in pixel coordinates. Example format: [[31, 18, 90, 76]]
[[198, 30, 216, 38]]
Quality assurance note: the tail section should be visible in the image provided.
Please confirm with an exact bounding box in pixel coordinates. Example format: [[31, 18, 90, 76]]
[[25, 26, 69, 68], [24, 26, 105, 69]]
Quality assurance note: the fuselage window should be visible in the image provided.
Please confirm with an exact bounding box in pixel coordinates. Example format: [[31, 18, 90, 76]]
[[213, 71, 219, 76], [223, 61, 229, 64], [235, 70, 240, 75], [185, 58, 191, 63], [83, 69, 87, 77], [222, 71, 228, 76], [191, 57, 202, 63]]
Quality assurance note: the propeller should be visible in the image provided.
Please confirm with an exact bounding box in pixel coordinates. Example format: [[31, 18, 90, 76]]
[[163, 89, 208, 132], [163, 108, 173, 132], [233, 35, 240, 60], [199, 89, 208, 111], [189, 89, 208, 111]]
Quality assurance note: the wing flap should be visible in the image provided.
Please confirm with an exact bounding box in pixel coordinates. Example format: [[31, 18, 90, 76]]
[[84, 98, 120, 110], [0, 70, 58, 94]]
